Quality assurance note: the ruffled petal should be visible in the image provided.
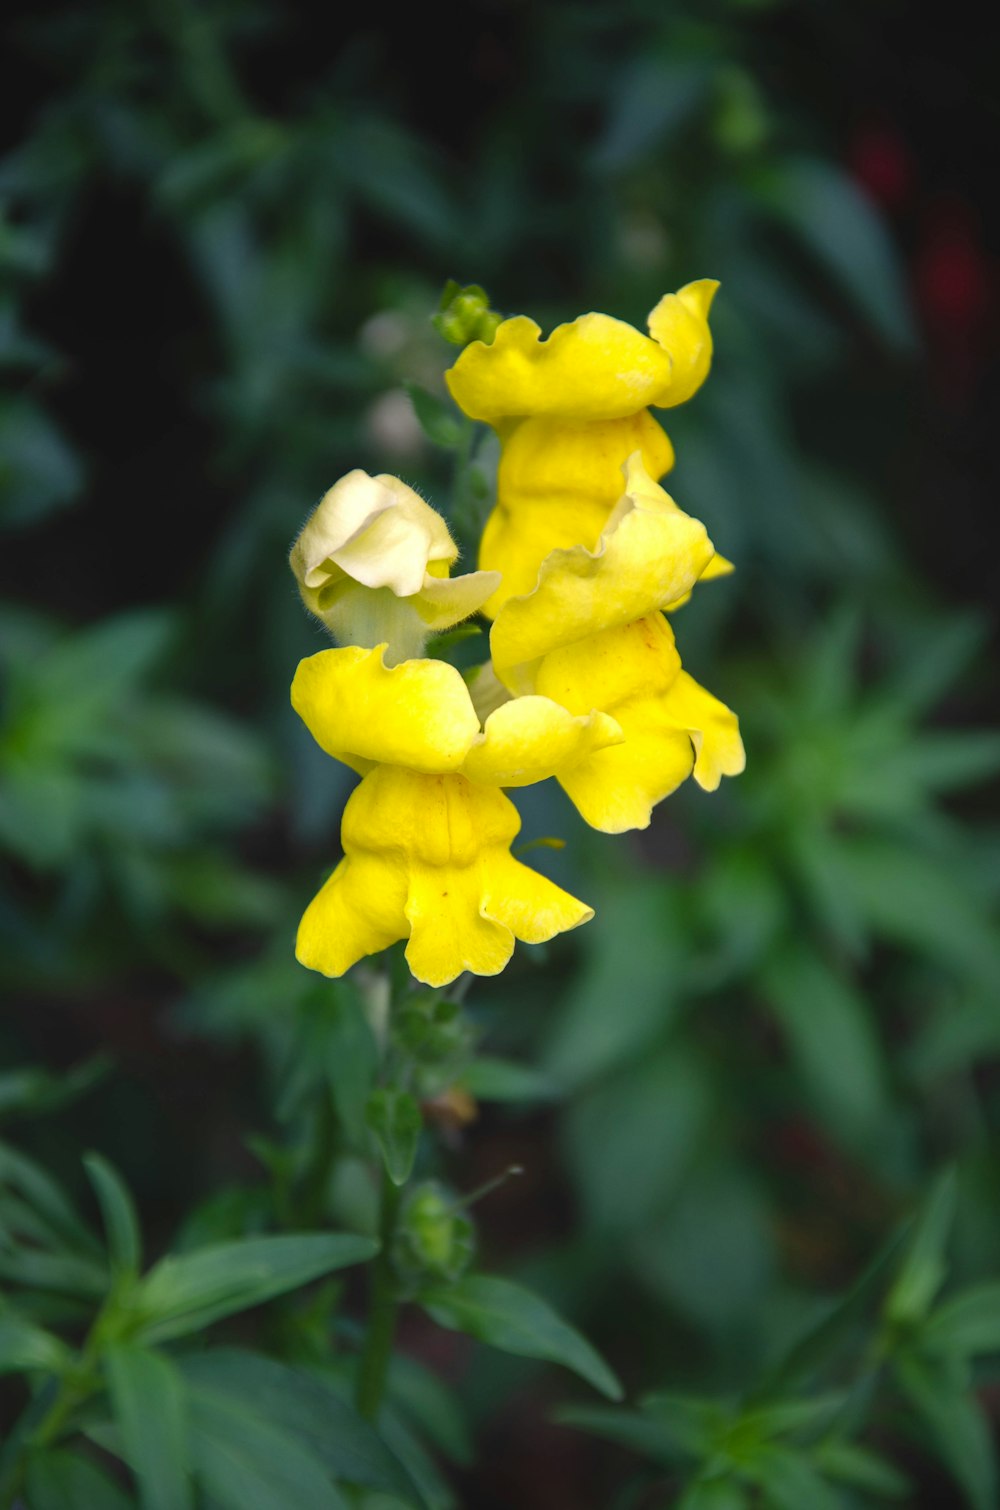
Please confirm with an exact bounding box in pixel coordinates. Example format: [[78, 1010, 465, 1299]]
[[291, 470, 457, 600], [413, 567, 501, 629], [479, 411, 675, 614], [532, 616, 689, 831], [557, 723, 696, 833], [482, 853, 594, 943], [405, 866, 515, 986], [295, 767, 594, 986], [491, 455, 713, 692], [446, 283, 718, 424], [296, 853, 408, 977], [645, 279, 719, 408], [291, 646, 480, 773], [462, 695, 623, 787], [660, 670, 746, 790]]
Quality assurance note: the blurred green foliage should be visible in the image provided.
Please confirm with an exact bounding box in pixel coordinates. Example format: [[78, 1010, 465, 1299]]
[[2, 0, 998, 1506]]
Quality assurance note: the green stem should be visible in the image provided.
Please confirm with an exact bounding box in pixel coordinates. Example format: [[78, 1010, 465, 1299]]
[[356, 1172, 402, 1420]]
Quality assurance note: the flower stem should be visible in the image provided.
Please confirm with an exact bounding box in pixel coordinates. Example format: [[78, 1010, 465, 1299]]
[[356, 1170, 402, 1420]]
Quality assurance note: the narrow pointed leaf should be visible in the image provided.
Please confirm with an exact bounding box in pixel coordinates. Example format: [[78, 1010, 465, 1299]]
[[134, 1232, 378, 1343], [366, 1089, 422, 1186], [84, 1153, 142, 1276], [106, 1344, 193, 1510], [420, 1274, 622, 1399]]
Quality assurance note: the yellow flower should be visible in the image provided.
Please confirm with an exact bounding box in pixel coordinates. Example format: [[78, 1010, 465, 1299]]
[[295, 765, 593, 987], [290, 643, 622, 783], [491, 452, 717, 694], [289, 469, 498, 661], [291, 646, 618, 981], [445, 282, 718, 613], [485, 454, 744, 832], [533, 615, 745, 833]]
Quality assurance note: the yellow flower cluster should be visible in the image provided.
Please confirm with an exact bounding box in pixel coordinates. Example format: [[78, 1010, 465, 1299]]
[[289, 285, 744, 986]]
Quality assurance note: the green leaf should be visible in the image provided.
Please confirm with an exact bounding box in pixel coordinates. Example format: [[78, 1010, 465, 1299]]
[[744, 1444, 841, 1510], [0, 1311, 72, 1375], [134, 1232, 378, 1344], [0, 1138, 100, 1254], [323, 989, 379, 1145], [762, 1224, 908, 1393], [387, 1354, 473, 1466], [458, 1057, 558, 1103], [105, 1345, 193, 1510], [25, 1449, 132, 1510], [675, 1482, 749, 1510], [896, 1353, 997, 1510], [555, 1404, 682, 1464], [84, 1154, 142, 1276], [0, 1057, 109, 1123], [591, 58, 710, 171], [752, 157, 914, 349], [0, 398, 83, 528], [181, 1351, 424, 1499], [763, 947, 887, 1150], [366, 1090, 422, 1187], [190, 1387, 350, 1510], [815, 1440, 910, 1497], [545, 873, 683, 1089], [0, 1248, 108, 1296], [420, 1274, 622, 1400], [885, 1170, 956, 1327], [924, 1283, 1000, 1358], [403, 382, 463, 449]]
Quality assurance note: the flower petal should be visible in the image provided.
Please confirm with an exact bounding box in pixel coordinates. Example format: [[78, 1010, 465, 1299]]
[[296, 853, 408, 977], [479, 411, 675, 613], [462, 695, 624, 787], [534, 615, 692, 832], [291, 645, 480, 773], [645, 279, 719, 408], [447, 282, 717, 424], [491, 455, 713, 692], [291, 469, 458, 601], [661, 670, 746, 790], [482, 853, 594, 943], [414, 567, 502, 629], [405, 866, 515, 986]]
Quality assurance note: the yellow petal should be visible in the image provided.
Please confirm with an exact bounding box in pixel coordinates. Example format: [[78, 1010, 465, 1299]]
[[446, 283, 718, 424], [296, 852, 408, 977], [462, 696, 624, 787], [405, 865, 516, 986], [295, 767, 594, 987], [479, 411, 675, 614], [446, 313, 674, 423], [291, 469, 457, 600], [661, 670, 746, 790], [534, 616, 692, 832], [666, 551, 735, 613], [491, 454, 713, 692], [483, 853, 594, 943], [646, 279, 719, 408], [413, 567, 501, 629], [291, 645, 480, 773]]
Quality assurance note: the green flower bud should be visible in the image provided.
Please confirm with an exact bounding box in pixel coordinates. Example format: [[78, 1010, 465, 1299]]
[[394, 991, 474, 1068], [392, 1181, 475, 1290], [432, 281, 502, 348]]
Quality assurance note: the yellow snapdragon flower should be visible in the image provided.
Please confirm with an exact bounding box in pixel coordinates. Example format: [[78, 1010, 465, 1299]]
[[487, 454, 745, 833], [289, 469, 499, 662], [296, 766, 594, 987], [291, 644, 616, 984], [445, 281, 718, 613]]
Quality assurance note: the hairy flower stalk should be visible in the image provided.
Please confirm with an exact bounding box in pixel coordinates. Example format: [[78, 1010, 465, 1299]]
[[289, 281, 743, 988]]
